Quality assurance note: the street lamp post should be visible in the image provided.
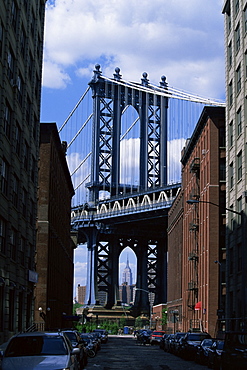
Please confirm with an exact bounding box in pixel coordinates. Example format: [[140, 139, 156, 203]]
[[134, 288, 153, 329], [187, 198, 245, 330]]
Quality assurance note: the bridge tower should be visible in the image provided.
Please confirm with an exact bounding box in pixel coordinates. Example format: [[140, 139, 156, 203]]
[[87, 64, 169, 201], [78, 65, 171, 316]]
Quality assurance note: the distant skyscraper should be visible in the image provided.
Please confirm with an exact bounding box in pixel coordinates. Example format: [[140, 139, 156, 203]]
[[122, 256, 133, 285]]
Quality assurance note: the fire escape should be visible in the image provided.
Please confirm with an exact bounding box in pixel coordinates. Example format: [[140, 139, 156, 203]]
[[187, 157, 200, 331]]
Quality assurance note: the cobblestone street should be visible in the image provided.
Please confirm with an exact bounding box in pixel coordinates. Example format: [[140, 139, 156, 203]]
[[85, 335, 208, 370]]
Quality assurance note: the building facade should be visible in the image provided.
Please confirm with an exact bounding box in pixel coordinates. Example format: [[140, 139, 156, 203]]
[[122, 256, 133, 286], [181, 106, 225, 336], [34, 123, 75, 330], [223, 0, 247, 330], [166, 189, 183, 334], [77, 284, 87, 305], [0, 0, 46, 343]]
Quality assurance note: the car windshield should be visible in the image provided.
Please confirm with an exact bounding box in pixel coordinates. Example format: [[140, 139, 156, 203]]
[[187, 333, 210, 341], [152, 332, 164, 336], [202, 339, 213, 346], [5, 335, 68, 357], [64, 332, 77, 342]]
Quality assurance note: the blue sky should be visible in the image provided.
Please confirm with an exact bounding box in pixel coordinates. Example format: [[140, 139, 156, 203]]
[[41, 0, 226, 297]]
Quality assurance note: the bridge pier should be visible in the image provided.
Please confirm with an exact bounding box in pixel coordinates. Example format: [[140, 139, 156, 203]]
[[83, 225, 99, 305]]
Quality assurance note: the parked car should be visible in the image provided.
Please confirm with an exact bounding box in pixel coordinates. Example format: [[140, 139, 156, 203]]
[[0, 331, 80, 370], [220, 331, 247, 370], [136, 330, 152, 345], [93, 329, 108, 343], [62, 329, 88, 369], [88, 332, 101, 350], [179, 332, 211, 360], [207, 339, 224, 369], [80, 333, 98, 353], [164, 334, 175, 352], [150, 331, 166, 345], [172, 332, 187, 356], [159, 334, 168, 350], [195, 338, 214, 364]]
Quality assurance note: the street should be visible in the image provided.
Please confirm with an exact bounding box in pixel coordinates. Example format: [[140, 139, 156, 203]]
[[84, 335, 208, 370]]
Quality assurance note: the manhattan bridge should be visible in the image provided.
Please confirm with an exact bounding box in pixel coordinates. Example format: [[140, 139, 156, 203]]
[[59, 64, 224, 316]]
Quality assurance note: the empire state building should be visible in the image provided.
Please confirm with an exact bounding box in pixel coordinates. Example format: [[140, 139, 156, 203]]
[[122, 256, 133, 286]]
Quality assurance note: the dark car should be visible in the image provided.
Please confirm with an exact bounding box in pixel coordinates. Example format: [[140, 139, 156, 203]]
[[80, 333, 98, 353], [164, 334, 175, 352], [172, 332, 187, 356], [159, 334, 168, 350], [62, 329, 88, 369], [207, 339, 224, 369], [150, 331, 166, 345], [220, 331, 247, 370], [136, 330, 152, 345], [0, 331, 80, 370], [194, 338, 214, 364], [93, 329, 108, 343], [179, 332, 211, 360]]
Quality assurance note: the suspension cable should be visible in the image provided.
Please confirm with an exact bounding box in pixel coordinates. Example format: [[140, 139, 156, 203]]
[[58, 86, 91, 133]]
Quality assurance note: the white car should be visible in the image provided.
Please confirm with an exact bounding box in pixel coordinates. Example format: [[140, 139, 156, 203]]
[[0, 331, 80, 370]]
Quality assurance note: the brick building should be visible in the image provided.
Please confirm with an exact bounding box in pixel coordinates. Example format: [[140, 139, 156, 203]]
[[77, 284, 86, 305], [167, 189, 183, 333], [0, 0, 46, 343], [34, 123, 75, 330], [181, 106, 225, 336]]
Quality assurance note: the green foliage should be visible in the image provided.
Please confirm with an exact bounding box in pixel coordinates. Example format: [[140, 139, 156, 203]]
[[73, 303, 83, 315], [73, 319, 122, 335], [161, 307, 167, 325]]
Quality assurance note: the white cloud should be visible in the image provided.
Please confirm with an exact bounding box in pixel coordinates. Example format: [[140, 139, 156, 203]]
[[42, 60, 71, 89], [43, 0, 225, 99]]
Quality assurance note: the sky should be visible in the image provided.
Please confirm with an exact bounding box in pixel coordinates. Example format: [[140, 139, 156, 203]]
[[40, 0, 226, 297]]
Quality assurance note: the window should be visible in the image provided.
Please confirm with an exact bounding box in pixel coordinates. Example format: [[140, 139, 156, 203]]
[[228, 41, 232, 68], [16, 73, 24, 105], [7, 48, 15, 81], [20, 25, 26, 58], [229, 162, 234, 188], [219, 126, 226, 147], [11, 0, 18, 31], [0, 218, 6, 254], [12, 174, 19, 208], [229, 121, 233, 146], [19, 237, 25, 266], [14, 122, 21, 156], [235, 23, 240, 52], [1, 158, 9, 196], [23, 141, 29, 170], [237, 151, 242, 181], [10, 228, 17, 261], [229, 81, 233, 106], [21, 188, 27, 217], [3, 101, 12, 139], [237, 107, 242, 135], [237, 197, 242, 225], [236, 64, 241, 93], [219, 158, 226, 181]]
